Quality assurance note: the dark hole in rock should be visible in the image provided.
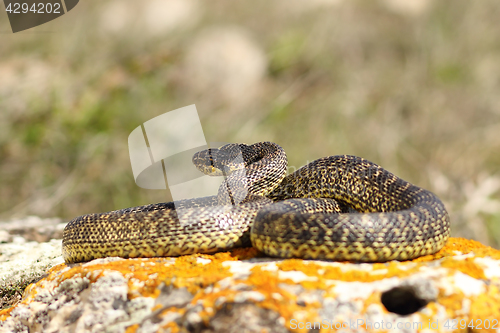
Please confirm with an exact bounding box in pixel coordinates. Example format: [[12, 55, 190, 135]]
[[381, 286, 428, 316]]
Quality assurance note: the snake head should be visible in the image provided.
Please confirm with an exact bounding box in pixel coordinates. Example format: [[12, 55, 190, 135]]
[[192, 143, 247, 176]]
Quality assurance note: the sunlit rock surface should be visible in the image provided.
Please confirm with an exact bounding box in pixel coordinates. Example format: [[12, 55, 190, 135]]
[[1, 236, 500, 332]]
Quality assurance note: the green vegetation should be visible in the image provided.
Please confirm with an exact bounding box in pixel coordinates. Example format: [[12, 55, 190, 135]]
[[0, 268, 48, 310]]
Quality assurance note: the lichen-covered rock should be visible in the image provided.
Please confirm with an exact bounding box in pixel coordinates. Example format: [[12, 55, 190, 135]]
[[0, 216, 65, 243], [0, 217, 65, 310], [1, 237, 500, 333]]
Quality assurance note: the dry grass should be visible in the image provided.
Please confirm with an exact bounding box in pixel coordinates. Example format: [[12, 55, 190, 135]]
[[0, 0, 499, 246], [0, 269, 48, 310]]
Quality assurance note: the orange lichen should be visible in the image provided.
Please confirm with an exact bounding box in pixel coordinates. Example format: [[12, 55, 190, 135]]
[[440, 257, 486, 280], [161, 320, 181, 333], [275, 238, 499, 286], [195, 289, 237, 323], [436, 289, 465, 317], [470, 285, 500, 322], [125, 324, 139, 333], [1, 251, 248, 329], [248, 266, 321, 333], [418, 302, 441, 329], [15, 250, 250, 308], [226, 247, 261, 260], [414, 237, 500, 262], [2, 237, 500, 331], [277, 259, 421, 284], [151, 304, 164, 312], [0, 307, 14, 320]]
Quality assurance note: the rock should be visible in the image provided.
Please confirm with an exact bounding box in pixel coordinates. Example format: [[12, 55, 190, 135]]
[[0, 216, 65, 243], [0, 217, 65, 311], [0, 217, 65, 283], [1, 237, 500, 332], [0, 231, 11, 244], [0, 238, 63, 282]]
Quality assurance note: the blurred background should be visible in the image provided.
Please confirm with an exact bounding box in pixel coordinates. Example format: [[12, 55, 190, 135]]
[[0, 0, 499, 247]]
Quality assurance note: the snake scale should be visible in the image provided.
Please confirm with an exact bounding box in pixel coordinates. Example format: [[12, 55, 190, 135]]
[[62, 142, 450, 263]]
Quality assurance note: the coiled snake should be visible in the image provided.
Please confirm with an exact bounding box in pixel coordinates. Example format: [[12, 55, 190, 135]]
[[62, 142, 450, 263]]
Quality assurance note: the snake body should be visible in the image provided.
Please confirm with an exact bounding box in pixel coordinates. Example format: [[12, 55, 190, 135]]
[[62, 142, 450, 263]]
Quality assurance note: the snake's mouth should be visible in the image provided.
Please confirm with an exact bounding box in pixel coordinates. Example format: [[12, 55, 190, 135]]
[[193, 143, 250, 177], [197, 165, 223, 176], [196, 165, 243, 177]]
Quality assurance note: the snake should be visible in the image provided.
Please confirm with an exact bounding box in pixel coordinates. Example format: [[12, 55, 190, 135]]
[[62, 141, 450, 263]]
